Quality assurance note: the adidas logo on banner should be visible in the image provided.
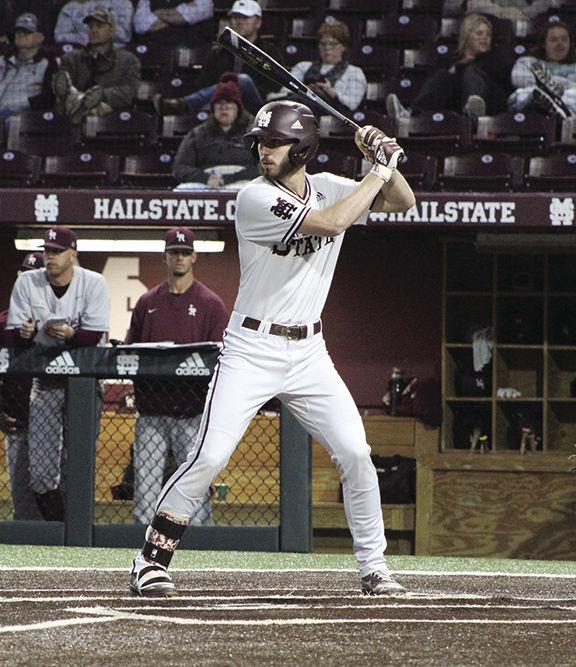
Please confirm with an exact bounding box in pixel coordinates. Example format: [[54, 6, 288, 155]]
[[46, 350, 80, 375], [176, 352, 210, 376]]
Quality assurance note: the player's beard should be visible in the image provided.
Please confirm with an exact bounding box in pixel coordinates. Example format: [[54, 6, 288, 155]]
[[260, 155, 297, 183]]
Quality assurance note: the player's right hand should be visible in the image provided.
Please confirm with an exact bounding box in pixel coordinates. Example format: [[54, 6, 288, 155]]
[[355, 125, 405, 171], [19, 317, 36, 339]]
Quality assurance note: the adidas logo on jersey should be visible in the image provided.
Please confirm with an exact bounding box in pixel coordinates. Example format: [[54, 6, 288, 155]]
[[45, 351, 80, 375], [175, 353, 210, 376]]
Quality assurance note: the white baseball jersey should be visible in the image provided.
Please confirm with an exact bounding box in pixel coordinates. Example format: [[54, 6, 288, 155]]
[[233, 172, 369, 323], [7, 266, 110, 345]]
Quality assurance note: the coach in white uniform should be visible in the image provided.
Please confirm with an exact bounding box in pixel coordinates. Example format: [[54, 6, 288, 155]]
[[7, 226, 109, 521], [130, 101, 415, 597]]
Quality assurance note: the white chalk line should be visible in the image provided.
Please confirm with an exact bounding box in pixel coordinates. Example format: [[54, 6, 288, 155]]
[[68, 606, 576, 627], [2, 566, 576, 579], [0, 615, 118, 634]]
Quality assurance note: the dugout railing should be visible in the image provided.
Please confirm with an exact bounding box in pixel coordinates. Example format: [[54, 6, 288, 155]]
[[0, 344, 312, 552]]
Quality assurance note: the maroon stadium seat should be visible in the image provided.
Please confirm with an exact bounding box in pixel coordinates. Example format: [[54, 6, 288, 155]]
[[159, 111, 211, 150], [0, 150, 41, 187], [525, 153, 576, 192], [350, 42, 401, 77], [41, 151, 120, 187], [7, 110, 77, 157], [119, 151, 177, 188], [474, 111, 557, 155], [363, 15, 440, 47], [83, 110, 158, 155], [437, 153, 523, 192], [308, 149, 358, 179], [396, 110, 473, 155]]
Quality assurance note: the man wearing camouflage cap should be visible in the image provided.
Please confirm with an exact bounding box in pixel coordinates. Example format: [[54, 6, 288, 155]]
[[52, 6, 140, 123]]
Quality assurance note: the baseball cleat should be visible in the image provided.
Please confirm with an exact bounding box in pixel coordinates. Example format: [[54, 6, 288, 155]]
[[361, 570, 406, 595], [129, 559, 177, 597]]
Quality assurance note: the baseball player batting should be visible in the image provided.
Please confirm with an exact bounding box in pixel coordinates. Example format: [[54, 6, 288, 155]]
[[129, 101, 415, 597]]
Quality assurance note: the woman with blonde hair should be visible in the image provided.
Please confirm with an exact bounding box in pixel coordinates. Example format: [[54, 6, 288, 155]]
[[387, 13, 512, 122]]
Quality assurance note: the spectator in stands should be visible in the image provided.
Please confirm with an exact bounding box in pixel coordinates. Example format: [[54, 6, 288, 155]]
[[52, 6, 141, 123], [172, 72, 259, 189], [0, 13, 57, 119], [133, 0, 214, 47], [125, 226, 228, 526], [387, 13, 512, 122], [278, 19, 367, 114], [508, 21, 576, 119], [154, 0, 282, 116], [443, 0, 566, 20], [54, 0, 134, 48], [0, 1, 61, 44], [0, 252, 45, 521]]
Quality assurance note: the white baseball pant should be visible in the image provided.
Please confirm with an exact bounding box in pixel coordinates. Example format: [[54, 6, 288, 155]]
[[157, 312, 387, 577]]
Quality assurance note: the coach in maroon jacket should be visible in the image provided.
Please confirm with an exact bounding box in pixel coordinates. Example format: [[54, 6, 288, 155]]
[[125, 227, 228, 525]]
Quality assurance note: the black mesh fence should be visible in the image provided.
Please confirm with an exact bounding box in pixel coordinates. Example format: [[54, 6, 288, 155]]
[[0, 374, 280, 526]]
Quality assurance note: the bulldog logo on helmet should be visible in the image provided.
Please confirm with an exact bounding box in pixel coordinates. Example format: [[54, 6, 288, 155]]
[[245, 101, 320, 166], [257, 111, 272, 127]]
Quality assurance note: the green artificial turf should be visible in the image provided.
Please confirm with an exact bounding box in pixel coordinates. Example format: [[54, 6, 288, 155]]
[[1, 544, 576, 576]]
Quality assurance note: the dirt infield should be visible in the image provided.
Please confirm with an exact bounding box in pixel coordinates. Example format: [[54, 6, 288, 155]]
[[1, 569, 575, 666]]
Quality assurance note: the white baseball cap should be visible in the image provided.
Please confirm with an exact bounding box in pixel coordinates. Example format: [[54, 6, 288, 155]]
[[229, 0, 262, 18]]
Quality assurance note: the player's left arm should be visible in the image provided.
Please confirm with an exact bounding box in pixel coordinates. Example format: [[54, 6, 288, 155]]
[[371, 170, 415, 214]]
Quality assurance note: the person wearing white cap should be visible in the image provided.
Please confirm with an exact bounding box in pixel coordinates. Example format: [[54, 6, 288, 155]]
[[154, 0, 284, 116], [0, 12, 58, 118]]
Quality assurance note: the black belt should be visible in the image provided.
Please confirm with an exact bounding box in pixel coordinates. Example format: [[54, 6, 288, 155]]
[[242, 316, 321, 341]]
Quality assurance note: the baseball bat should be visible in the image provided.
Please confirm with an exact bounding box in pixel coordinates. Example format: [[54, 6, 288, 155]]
[[216, 26, 360, 131]]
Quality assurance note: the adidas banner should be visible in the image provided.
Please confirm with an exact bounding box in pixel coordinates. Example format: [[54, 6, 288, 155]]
[[0, 344, 220, 379]]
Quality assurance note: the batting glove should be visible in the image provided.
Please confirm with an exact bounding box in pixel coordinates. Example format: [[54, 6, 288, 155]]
[[355, 125, 405, 183]]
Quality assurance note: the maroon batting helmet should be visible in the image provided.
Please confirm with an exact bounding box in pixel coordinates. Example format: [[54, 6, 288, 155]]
[[245, 101, 319, 166]]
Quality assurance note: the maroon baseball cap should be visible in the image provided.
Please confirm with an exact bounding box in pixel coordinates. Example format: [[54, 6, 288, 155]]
[[21, 252, 44, 270], [43, 226, 78, 251], [165, 227, 195, 251]]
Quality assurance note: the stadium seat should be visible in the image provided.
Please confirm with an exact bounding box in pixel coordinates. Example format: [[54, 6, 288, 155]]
[[559, 117, 576, 146], [396, 111, 472, 155], [402, 42, 455, 71], [136, 75, 198, 112], [327, 0, 393, 15], [264, 0, 312, 13], [0, 150, 41, 187], [524, 153, 576, 192], [83, 110, 158, 155], [350, 109, 395, 135], [125, 42, 175, 79], [359, 150, 438, 190], [349, 42, 401, 77], [474, 112, 557, 155], [7, 110, 77, 157], [363, 15, 440, 47], [289, 17, 321, 40], [119, 151, 177, 188], [513, 12, 576, 43], [260, 12, 289, 41], [401, 0, 443, 14], [283, 40, 319, 68], [159, 111, 210, 150], [41, 151, 120, 187], [437, 153, 522, 192], [173, 46, 211, 74], [308, 149, 358, 179], [364, 73, 427, 111]]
